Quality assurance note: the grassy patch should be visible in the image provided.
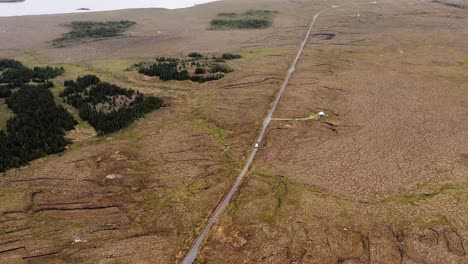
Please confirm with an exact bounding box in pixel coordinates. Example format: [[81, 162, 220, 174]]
[[210, 10, 278, 30], [153, 179, 210, 207], [255, 173, 298, 210], [192, 106, 232, 147], [274, 180, 289, 209], [0, 187, 16, 199], [190, 103, 239, 176], [249, 172, 302, 225], [227, 198, 240, 215], [238, 47, 288, 59], [18, 52, 43, 67], [52, 21, 136, 48], [158, 198, 171, 209], [52, 82, 93, 130], [379, 183, 465, 205], [0, 99, 13, 129], [458, 55, 468, 67], [260, 212, 275, 224], [91, 59, 141, 75], [429, 214, 452, 227]]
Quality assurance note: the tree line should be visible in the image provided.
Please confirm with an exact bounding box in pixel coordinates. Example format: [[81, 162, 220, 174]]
[[53, 21, 136, 47], [137, 53, 240, 83], [0, 59, 76, 172], [0, 58, 64, 98], [61, 75, 164, 135], [210, 10, 278, 30]]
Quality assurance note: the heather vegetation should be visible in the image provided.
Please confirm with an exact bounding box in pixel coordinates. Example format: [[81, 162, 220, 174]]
[[210, 10, 278, 30], [52, 21, 136, 47], [61, 75, 164, 135], [0, 59, 76, 172], [136, 53, 241, 83]]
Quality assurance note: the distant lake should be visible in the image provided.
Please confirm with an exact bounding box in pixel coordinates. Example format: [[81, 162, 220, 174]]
[[0, 0, 219, 17]]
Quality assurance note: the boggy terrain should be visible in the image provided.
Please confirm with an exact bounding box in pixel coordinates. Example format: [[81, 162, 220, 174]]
[[199, 0, 468, 263], [0, 0, 467, 263]]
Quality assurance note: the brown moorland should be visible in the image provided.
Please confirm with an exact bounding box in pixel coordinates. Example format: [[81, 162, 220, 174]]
[[199, 0, 468, 263], [0, 0, 467, 263]]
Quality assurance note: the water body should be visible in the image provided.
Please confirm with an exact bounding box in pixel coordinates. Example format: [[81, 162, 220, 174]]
[[0, 0, 219, 17]]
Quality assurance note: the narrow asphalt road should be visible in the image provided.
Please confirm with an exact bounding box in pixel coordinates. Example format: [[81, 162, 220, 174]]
[[182, 6, 338, 264], [271, 117, 318, 121]]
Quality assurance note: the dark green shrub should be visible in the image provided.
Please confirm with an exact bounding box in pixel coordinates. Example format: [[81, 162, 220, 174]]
[[210, 64, 233, 73], [61, 75, 164, 135], [211, 19, 271, 29], [0, 62, 76, 172], [195, 67, 206, 74], [137, 53, 238, 83], [188, 52, 203, 58], [210, 10, 278, 30], [53, 21, 136, 47], [221, 53, 242, 60], [0, 87, 12, 98]]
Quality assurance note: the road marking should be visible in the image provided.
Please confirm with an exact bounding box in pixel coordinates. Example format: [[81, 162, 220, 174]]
[[182, 6, 339, 264]]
